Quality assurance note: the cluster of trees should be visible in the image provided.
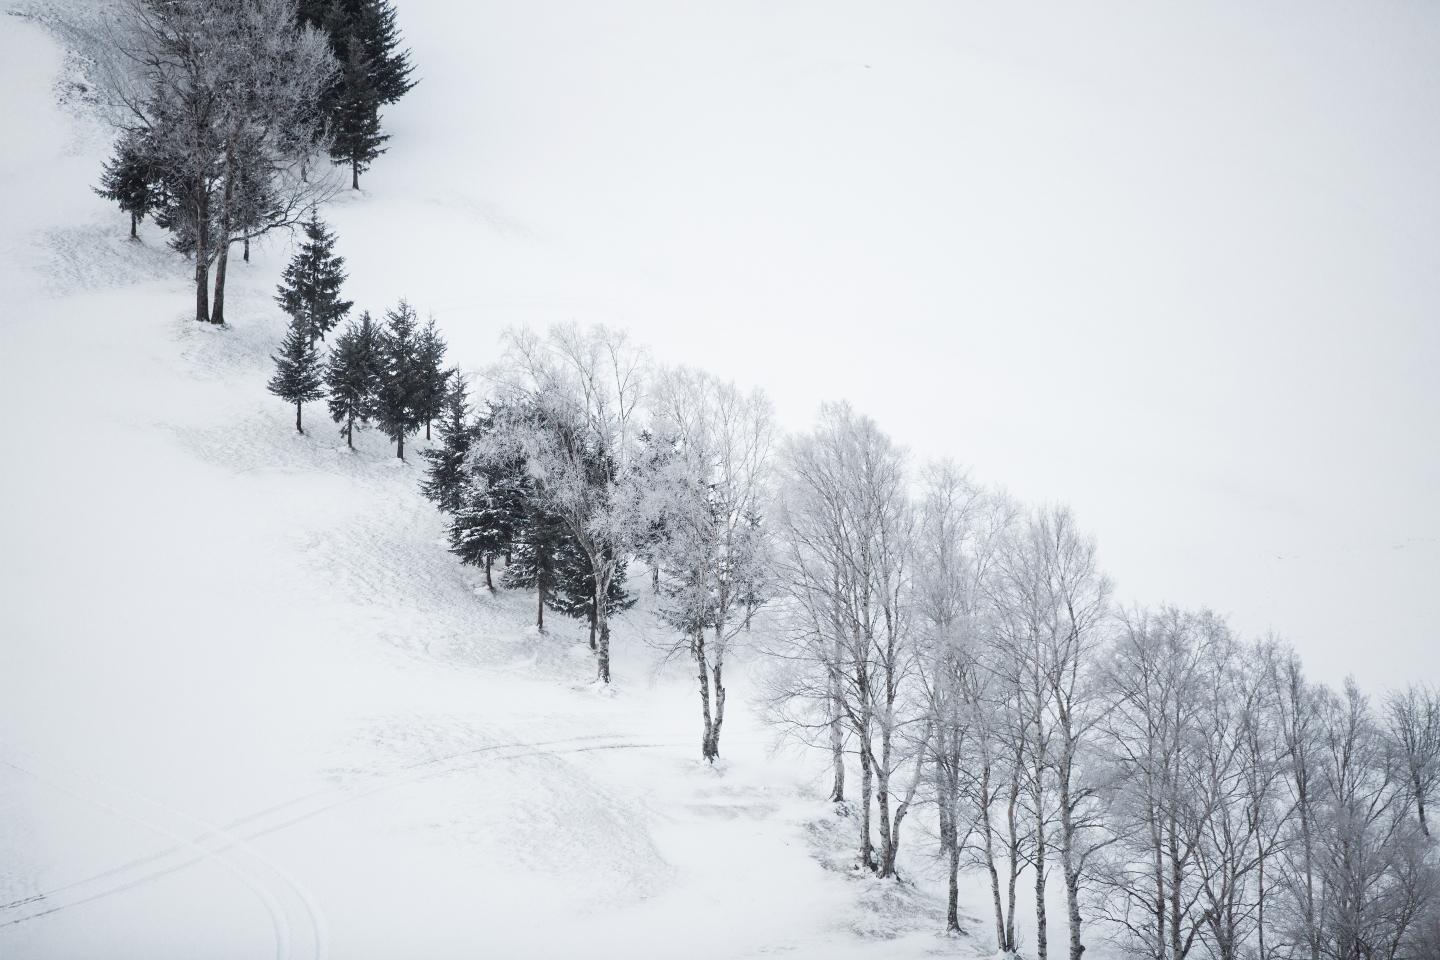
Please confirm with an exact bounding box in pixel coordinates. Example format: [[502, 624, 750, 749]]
[[91, 0, 413, 323], [267, 215, 448, 454], [760, 403, 1440, 959], [414, 325, 1437, 956]]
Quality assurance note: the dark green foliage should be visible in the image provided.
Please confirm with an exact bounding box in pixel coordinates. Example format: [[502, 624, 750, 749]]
[[95, 134, 161, 239], [331, 38, 389, 189], [372, 299, 423, 458], [551, 541, 635, 648], [298, 0, 416, 188], [268, 319, 327, 433], [420, 380, 474, 512], [502, 499, 570, 629], [276, 214, 353, 343], [325, 311, 382, 448], [413, 316, 452, 441]]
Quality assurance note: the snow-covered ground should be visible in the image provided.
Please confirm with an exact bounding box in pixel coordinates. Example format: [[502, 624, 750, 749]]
[[4, 0, 1437, 957], [0, 7, 1047, 958]]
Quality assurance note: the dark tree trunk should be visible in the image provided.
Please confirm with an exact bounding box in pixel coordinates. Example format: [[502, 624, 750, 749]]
[[295, 402, 303, 433], [129, 211, 137, 239], [588, 608, 597, 650], [243, 235, 249, 262], [194, 180, 210, 322], [484, 555, 493, 590], [426, 420, 431, 440], [858, 739, 875, 872], [396, 433, 404, 459], [352, 158, 359, 190], [210, 239, 230, 324], [346, 419, 354, 449]]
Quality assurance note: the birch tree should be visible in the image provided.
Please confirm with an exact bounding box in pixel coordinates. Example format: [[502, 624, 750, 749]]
[[649, 367, 775, 761], [482, 324, 648, 684]]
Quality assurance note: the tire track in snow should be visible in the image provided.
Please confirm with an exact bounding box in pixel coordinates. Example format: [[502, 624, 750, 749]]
[[0, 732, 682, 933]]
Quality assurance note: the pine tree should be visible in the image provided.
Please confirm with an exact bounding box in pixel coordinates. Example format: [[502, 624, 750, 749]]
[[268, 319, 327, 433], [420, 379, 473, 512], [325, 311, 382, 448], [95, 133, 161, 240], [551, 541, 635, 650], [449, 472, 526, 591], [413, 315, 451, 441], [331, 37, 389, 190], [298, 0, 416, 189], [276, 214, 353, 343], [502, 500, 569, 630], [373, 299, 423, 458]]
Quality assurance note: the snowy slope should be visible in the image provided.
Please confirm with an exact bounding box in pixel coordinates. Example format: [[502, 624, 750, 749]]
[[0, 8, 1026, 959]]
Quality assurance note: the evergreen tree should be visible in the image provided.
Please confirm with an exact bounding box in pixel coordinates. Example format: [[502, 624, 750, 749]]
[[95, 133, 161, 240], [268, 319, 327, 433], [325, 311, 382, 448], [373, 299, 423, 458], [413, 316, 451, 441], [502, 499, 569, 630], [276, 214, 353, 343], [420, 379, 473, 512], [551, 541, 635, 650], [298, 0, 416, 189], [449, 471, 526, 591]]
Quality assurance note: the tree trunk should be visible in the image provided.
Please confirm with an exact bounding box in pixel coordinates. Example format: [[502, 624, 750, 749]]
[[588, 608, 597, 650], [130, 211, 137, 240], [396, 432, 404, 459], [295, 402, 303, 433], [947, 806, 962, 932], [243, 235, 249, 262], [352, 158, 359, 190], [1035, 764, 1049, 960], [194, 178, 210, 322], [211, 238, 230, 324], [709, 649, 726, 760], [484, 554, 493, 590], [858, 736, 875, 872], [876, 745, 895, 878], [595, 564, 613, 683], [346, 418, 354, 449], [426, 419, 431, 440], [1006, 764, 1022, 952], [536, 576, 545, 630], [979, 753, 1007, 950], [829, 674, 845, 803], [696, 629, 714, 761]]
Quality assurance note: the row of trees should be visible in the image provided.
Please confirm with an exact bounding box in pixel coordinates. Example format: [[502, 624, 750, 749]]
[[407, 324, 1437, 957], [92, 0, 413, 323], [760, 403, 1439, 959], [267, 216, 448, 454]]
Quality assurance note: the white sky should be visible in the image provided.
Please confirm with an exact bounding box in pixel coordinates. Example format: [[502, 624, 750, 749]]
[[330, 0, 1440, 693]]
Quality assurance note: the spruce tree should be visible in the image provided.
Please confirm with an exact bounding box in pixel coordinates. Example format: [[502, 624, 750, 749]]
[[373, 299, 423, 458], [502, 500, 569, 630], [298, 0, 416, 189], [420, 379, 473, 512], [551, 541, 635, 650], [449, 473, 526, 591], [276, 214, 353, 343], [331, 37, 389, 190], [268, 319, 327, 433], [95, 133, 160, 240], [325, 311, 382, 448], [413, 316, 451, 441]]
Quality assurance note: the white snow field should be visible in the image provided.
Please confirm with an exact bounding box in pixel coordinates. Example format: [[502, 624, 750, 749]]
[[2, 0, 1438, 958]]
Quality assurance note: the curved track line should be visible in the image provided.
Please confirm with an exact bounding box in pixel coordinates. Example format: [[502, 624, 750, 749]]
[[0, 757, 292, 960], [1, 735, 684, 932]]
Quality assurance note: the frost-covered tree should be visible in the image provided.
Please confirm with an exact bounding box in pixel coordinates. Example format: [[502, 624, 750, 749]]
[[551, 540, 635, 650], [482, 324, 650, 684], [97, 0, 338, 323], [372, 299, 423, 458], [768, 402, 919, 877], [268, 318, 326, 432], [649, 367, 775, 761], [325, 310, 382, 448], [1385, 683, 1440, 838], [276, 213, 353, 343]]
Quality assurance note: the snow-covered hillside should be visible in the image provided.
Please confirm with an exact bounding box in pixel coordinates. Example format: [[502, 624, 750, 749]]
[[0, 7, 1028, 959]]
